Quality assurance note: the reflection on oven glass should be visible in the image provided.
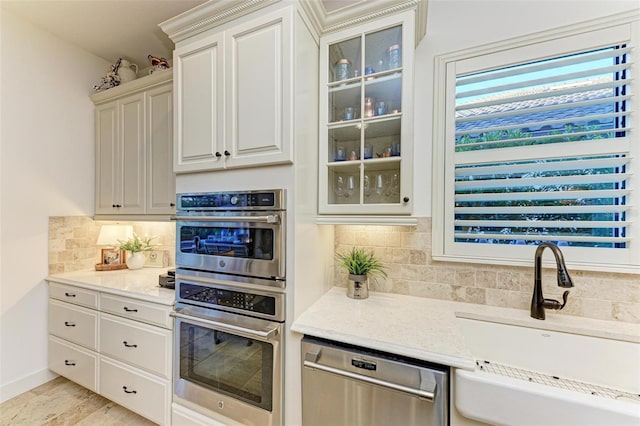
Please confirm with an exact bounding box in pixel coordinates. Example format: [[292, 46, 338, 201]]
[[180, 325, 273, 411], [180, 226, 274, 260]]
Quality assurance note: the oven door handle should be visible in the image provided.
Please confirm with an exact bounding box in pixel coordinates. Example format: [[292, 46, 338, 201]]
[[171, 215, 280, 224], [170, 311, 278, 340]]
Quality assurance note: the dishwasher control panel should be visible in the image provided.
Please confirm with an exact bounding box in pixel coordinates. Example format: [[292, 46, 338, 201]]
[[352, 357, 377, 371]]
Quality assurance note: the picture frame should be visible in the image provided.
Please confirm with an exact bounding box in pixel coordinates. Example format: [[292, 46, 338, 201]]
[[101, 248, 125, 265], [145, 249, 169, 268]]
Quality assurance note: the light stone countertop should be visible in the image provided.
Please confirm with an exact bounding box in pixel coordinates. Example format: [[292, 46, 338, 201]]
[[46, 268, 175, 305], [291, 287, 640, 370]]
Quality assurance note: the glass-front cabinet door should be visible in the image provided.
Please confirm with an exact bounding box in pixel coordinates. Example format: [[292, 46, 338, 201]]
[[319, 12, 414, 215]]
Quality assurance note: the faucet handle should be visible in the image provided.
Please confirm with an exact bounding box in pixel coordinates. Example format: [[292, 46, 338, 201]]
[[542, 291, 570, 311], [560, 290, 570, 309]]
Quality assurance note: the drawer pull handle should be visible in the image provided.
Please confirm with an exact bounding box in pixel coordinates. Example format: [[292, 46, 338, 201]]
[[64, 321, 76, 327], [122, 386, 137, 394], [64, 360, 76, 366], [123, 341, 138, 348], [123, 307, 138, 313], [64, 292, 76, 297]]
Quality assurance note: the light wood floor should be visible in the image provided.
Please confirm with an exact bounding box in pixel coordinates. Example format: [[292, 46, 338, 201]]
[[0, 376, 156, 425]]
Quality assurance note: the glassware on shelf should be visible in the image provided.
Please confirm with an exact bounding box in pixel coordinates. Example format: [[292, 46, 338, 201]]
[[343, 106, 356, 121], [334, 175, 357, 200], [335, 175, 345, 197], [335, 146, 346, 162], [334, 59, 352, 81], [345, 175, 356, 198], [364, 97, 374, 118], [391, 141, 401, 156], [348, 150, 359, 161], [386, 173, 400, 197], [375, 174, 385, 196], [386, 44, 401, 69], [363, 144, 373, 159], [375, 100, 387, 116]]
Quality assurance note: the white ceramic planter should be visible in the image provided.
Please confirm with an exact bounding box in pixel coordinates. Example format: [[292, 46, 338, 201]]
[[126, 252, 146, 270]]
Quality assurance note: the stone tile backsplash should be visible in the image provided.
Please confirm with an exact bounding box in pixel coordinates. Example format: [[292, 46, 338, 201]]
[[334, 218, 640, 323], [49, 216, 175, 274]]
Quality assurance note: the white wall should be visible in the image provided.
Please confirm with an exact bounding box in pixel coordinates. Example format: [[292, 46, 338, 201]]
[[413, 0, 640, 216], [0, 9, 108, 402]]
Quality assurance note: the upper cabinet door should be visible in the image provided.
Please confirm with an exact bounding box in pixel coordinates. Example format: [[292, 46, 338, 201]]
[[95, 103, 118, 215], [146, 84, 176, 214], [318, 11, 415, 216], [173, 32, 225, 173], [224, 9, 293, 169], [118, 93, 146, 214]]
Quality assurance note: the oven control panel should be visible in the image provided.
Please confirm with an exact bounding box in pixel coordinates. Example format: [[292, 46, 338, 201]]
[[177, 190, 284, 210], [179, 283, 276, 316]]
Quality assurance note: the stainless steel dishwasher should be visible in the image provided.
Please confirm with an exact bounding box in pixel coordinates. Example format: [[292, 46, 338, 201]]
[[302, 336, 449, 426]]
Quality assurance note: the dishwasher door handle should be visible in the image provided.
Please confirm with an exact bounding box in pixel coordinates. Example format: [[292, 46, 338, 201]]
[[303, 360, 435, 401]]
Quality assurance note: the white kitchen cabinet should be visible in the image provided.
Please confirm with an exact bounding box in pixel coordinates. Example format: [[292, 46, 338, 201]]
[[47, 280, 173, 425], [92, 71, 175, 217], [170, 8, 293, 173], [318, 11, 415, 215]]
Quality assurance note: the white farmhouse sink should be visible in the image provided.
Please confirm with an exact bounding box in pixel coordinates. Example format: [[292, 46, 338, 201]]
[[454, 314, 640, 426]]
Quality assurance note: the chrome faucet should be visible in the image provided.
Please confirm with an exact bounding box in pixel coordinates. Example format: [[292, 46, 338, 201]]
[[531, 242, 574, 320]]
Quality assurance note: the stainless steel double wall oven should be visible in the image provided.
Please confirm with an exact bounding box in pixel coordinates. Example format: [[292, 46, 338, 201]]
[[172, 190, 286, 426]]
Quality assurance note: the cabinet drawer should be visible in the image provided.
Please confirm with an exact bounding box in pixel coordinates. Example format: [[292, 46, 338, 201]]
[[48, 300, 98, 350], [49, 282, 98, 309], [48, 336, 98, 392], [100, 357, 170, 425], [100, 313, 172, 378], [100, 293, 172, 329]]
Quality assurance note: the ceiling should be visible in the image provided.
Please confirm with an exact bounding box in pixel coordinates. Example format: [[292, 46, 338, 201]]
[[1, 0, 375, 71], [1, 0, 212, 69]]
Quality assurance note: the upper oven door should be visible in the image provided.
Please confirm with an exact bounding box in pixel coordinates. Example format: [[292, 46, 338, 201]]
[[175, 212, 285, 279]]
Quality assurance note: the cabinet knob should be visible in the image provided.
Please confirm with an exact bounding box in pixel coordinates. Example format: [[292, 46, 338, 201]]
[[64, 292, 76, 298], [122, 386, 137, 394], [112, 204, 116, 208], [170, 202, 176, 207], [403, 196, 410, 203], [64, 321, 76, 327], [224, 150, 230, 157], [64, 360, 76, 366], [123, 341, 138, 348], [215, 152, 222, 158], [123, 307, 138, 313]]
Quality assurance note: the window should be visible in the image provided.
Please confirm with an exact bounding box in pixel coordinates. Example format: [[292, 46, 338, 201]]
[[433, 15, 639, 273]]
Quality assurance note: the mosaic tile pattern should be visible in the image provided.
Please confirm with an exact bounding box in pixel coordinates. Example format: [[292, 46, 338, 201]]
[[334, 218, 640, 323]]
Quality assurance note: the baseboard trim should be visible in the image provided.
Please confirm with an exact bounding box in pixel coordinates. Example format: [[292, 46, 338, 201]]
[[0, 368, 58, 403]]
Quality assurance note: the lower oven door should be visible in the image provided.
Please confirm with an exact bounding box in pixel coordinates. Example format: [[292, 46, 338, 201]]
[[172, 306, 283, 426]]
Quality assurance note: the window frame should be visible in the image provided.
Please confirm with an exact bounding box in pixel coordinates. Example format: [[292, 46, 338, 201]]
[[432, 12, 640, 273]]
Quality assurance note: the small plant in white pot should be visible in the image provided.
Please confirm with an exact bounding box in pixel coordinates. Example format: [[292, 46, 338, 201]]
[[118, 234, 156, 270], [336, 247, 387, 299]]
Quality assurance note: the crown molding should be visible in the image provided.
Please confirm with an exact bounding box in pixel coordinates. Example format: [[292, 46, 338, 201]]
[[161, 0, 427, 45], [299, 0, 427, 45], [159, 0, 280, 43]]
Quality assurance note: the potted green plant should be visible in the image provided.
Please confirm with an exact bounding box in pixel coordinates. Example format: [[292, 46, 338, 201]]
[[118, 234, 156, 270], [336, 247, 387, 299]]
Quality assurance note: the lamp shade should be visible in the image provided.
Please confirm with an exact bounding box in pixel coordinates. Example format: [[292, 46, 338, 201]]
[[96, 225, 133, 247]]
